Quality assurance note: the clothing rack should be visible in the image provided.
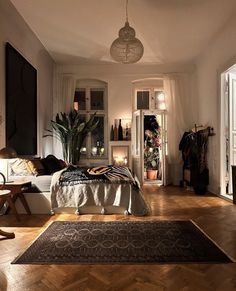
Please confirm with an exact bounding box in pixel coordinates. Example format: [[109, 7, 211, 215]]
[[179, 124, 215, 194], [192, 124, 215, 136]]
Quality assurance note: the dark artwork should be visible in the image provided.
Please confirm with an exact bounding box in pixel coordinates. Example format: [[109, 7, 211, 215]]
[[5, 43, 37, 155], [12, 221, 232, 264]]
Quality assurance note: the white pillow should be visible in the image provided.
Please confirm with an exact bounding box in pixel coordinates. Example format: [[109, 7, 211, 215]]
[[9, 158, 33, 176]]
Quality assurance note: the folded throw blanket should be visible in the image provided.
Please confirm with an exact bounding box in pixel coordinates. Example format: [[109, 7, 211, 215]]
[[59, 165, 139, 188]]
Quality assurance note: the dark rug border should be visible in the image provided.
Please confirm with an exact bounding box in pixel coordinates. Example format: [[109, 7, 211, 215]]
[[190, 220, 234, 263], [11, 219, 234, 265]]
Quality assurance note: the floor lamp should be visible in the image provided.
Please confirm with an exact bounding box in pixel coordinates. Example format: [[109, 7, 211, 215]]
[[0, 147, 17, 239]]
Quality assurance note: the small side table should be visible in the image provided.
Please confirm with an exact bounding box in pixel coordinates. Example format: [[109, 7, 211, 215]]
[[0, 191, 16, 238], [0, 181, 32, 221]]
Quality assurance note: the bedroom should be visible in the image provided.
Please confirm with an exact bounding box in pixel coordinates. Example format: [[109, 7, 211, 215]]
[[1, 0, 236, 290]]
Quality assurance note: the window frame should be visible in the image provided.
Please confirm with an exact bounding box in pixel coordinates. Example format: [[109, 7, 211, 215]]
[[74, 80, 108, 162], [135, 87, 166, 110]]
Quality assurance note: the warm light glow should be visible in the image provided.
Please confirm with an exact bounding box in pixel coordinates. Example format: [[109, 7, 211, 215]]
[[92, 147, 97, 155], [114, 155, 128, 166], [74, 101, 79, 111], [157, 92, 165, 101], [80, 147, 86, 153], [159, 102, 166, 110], [112, 145, 129, 166], [0, 159, 10, 182]]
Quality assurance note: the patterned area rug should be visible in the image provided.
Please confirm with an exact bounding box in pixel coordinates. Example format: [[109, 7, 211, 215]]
[[12, 221, 232, 264]]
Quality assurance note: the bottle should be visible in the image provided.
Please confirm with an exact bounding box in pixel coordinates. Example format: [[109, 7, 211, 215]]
[[114, 121, 118, 141], [125, 123, 129, 140], [110, 125, 114, 141], [118, 119, 123, 140]]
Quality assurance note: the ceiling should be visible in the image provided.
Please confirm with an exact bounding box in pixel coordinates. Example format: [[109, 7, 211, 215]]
[[10, 0, 236, 65]]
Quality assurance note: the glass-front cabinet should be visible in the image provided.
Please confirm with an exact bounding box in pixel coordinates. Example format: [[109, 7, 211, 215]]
[[74, 79, 108, 165]]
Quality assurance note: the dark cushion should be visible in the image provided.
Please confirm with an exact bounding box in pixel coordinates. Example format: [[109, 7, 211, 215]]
[[41, 155, 63, 175]]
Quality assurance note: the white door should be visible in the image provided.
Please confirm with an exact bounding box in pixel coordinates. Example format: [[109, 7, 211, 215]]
[[132, 110, 143, 184], [228, 73, 236, 194]]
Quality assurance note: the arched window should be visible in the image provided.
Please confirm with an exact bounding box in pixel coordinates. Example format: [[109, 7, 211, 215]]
[[74, 79, 108, 163]]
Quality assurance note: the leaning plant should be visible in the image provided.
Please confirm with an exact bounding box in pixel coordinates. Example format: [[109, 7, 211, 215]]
[[44, 110, 98, 165]]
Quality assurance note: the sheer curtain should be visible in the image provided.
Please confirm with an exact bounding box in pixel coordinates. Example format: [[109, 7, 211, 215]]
[[61, 75, 76, 113], [164, 74, 196, 185], [52, 74, 76, 158]]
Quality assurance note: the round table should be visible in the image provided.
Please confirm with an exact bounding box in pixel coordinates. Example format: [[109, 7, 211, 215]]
[[0, 190, 15, 239]]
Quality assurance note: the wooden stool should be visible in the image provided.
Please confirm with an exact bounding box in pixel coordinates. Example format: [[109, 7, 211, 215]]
[[0, 189, 20, 221]]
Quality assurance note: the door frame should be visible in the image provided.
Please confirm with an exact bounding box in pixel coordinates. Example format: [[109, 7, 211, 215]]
[[220, 65, 236, 199], [132, 109, 167, 185]]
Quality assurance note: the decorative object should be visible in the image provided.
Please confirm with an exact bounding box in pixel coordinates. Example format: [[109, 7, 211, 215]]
[[118, 119, 123, 140], [12, 220, 232, 264], [6, 42, 37, 155], [109, 141, 132, 170], [144, 119, 161, 180], [114, 120, 118, 141], [112, 146, 128, 166], [110, 125, 114, 141], [110, 0, 144, 64], [0, 147, 17, 182], [44, 110, 98, 165], [114, 119, 131, 141]]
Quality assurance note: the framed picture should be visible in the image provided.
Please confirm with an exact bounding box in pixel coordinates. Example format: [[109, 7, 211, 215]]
[[5, 43, 37, 155]]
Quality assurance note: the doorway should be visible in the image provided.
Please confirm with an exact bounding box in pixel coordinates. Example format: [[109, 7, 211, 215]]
[[143, 112, 165, 185], [132, 109, 167, 185], [220, 65, 236, 200]]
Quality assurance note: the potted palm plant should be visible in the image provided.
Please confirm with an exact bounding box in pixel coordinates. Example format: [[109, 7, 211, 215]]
[[44, 110, 98, 165]]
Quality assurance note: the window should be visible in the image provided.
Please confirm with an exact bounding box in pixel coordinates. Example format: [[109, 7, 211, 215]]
[[74, 89, 86, 110], [74, 80, 108, 161], [154, 90, 166, 110], [137, 90, 150, 109], [135, 88, 166, 111]]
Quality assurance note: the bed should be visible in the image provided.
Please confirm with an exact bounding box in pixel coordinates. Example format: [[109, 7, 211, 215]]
[[7, 156, 149, 215], [50, 165, 149, 216]]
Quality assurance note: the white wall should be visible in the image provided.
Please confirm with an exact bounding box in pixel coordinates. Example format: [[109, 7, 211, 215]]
[[0, 0, 54, 157], [196, 15, 236, 194], [55, 63, 196, 119], [54, 63, 197, 171]]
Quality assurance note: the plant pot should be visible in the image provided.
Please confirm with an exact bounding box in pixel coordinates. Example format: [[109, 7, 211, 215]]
[[146, 169, 158, 180]]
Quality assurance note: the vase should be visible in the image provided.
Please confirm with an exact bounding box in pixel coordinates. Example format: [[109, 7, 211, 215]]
[[146, 169, 158, 180]]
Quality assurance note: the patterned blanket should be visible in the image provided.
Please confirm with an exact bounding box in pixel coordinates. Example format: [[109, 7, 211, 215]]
[[59, 165, 139, 187]]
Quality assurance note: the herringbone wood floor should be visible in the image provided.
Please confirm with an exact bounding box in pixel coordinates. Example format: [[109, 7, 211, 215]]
[[1, 185, 236, 291]]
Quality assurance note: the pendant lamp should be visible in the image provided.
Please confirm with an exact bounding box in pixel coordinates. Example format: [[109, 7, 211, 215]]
[[110, 0, 144, 64]]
